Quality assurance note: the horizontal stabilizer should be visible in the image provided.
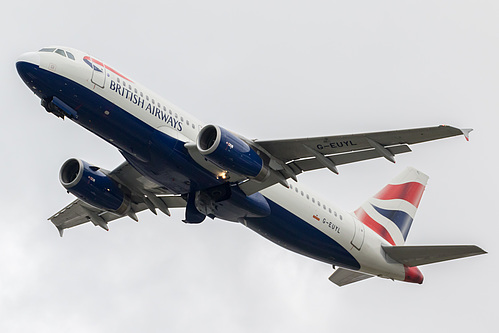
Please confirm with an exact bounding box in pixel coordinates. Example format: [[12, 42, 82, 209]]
[[328, 267, 373, 286], [383, 245, 487, 267]]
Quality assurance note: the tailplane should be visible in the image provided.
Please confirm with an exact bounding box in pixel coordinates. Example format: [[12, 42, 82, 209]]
[[354, 167, 428, 245], [382, 245, 487, 267]]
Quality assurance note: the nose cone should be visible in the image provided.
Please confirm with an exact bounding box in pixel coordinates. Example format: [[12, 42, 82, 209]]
[[17, 51, 40, 66], [16, 52, 41, 90], [404, 266, 424, 284]]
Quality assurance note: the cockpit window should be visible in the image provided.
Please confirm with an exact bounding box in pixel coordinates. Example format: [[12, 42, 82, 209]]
[[55, 49, 66, 57], [38, 47, 76, 61]]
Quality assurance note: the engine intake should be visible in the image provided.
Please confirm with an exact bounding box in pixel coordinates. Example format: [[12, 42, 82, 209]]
[[197, 125, 269, 181], [60, 158, 131, 215]]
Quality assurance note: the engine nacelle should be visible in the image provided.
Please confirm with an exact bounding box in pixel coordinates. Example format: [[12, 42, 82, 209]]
[[196, 125, 269, 181], [59, 158, 131, 215]]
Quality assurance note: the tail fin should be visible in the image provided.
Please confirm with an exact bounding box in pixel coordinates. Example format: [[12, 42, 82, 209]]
[[354, 167, 428, 245]]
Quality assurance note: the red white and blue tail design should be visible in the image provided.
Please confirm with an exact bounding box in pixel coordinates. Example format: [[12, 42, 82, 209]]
[[354, 167, 428, 245]]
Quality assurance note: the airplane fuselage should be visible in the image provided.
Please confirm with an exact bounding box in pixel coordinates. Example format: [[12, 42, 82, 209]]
[[17, 47, 425, 284]]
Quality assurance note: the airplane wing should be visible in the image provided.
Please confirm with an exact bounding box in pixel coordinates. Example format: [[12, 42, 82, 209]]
[[239, 125, 471, 195], [49, 161, 187, 236]]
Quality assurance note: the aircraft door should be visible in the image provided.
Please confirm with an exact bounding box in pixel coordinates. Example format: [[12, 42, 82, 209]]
[[90, 59, 106, 88], [351, 219, 365, 250]]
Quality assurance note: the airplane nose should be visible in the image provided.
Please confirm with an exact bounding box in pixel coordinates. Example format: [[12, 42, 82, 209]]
[[16, 51, 43, 95], [16, 51, 40, 66]]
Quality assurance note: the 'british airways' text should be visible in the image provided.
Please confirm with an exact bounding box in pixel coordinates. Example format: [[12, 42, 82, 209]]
[[109, 80, 183, 131]]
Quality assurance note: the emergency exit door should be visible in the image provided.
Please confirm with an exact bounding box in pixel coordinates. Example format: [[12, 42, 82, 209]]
[[351, 219, 365, 250]]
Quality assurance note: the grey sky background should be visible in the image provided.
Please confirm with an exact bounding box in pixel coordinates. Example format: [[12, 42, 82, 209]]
[[2, 1, 497, 332]]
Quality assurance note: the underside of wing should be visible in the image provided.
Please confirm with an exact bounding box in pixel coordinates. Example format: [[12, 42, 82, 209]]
[[49, 195, 186, 236], [255, 125, 470, 164], [239, 125, 470, 195], [49, 161, 187, 236]]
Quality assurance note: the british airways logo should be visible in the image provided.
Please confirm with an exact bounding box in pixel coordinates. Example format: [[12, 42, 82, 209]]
[[109, 80, 182, 131], [84, 56, 133, 82]]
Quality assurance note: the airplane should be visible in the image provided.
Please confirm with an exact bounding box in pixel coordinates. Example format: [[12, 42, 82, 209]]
[[16, 46, 486, 286]]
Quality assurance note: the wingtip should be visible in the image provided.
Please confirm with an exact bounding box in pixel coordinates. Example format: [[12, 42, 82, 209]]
[[474, 246, 487, 255], [461, 128, 473, 141]]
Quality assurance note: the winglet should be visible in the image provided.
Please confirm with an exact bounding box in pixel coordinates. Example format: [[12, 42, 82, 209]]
[[461, 128, 473, 141]]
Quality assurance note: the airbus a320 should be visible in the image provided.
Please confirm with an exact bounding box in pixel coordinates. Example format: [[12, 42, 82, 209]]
[[16, 46, 486, 286]]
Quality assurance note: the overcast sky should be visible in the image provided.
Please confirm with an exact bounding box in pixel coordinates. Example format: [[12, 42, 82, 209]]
[[2, 1, 497, 332]]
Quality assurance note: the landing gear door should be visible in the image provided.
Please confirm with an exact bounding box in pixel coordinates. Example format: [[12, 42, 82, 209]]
[[90, 59, 106, 88], [351, 219, 365, 250]]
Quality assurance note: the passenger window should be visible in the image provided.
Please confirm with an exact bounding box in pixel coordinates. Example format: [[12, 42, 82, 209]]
[[146, 95, 149, 101], [186, 120, 190, 125], [134, 88, 138, 94], [317, 201, 321, 206], [334, 212, 337, 217], [181, 116, 184, 122], [55, 49, 66, 57], [323, 205, 326, 210], [175, 113, 178, 118], [66, 51, 75, 60], [152, 99, 155, 105], [328, 208, 332, 213], [295, 187, 298, 193], [192, 123, 195, 129], [340, 215, 343, 220], [306, 194, 309, 200], [117, 78, 120, 84], [169, 110, 173, 115], [163, 106, 167, 112], [140, 92, 143, 97], [312, 198, 315, 203], [301, 191, 304, 196], [290, 184, 293, 189]]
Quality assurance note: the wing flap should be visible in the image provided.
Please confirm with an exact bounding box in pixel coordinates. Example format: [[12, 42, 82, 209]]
[[382, 245, 487, 267], [291, 144, 411, 173], [328, 267, 373, 286]]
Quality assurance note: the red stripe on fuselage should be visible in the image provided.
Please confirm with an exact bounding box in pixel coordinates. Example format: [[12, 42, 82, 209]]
[[84, 56, 134, 83], [374, 182, 425, 208], [354, 208, 396, 245]]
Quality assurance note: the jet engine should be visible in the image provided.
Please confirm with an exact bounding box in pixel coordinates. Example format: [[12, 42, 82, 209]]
[[196, 125, 269, 181], [59, 158, 131, 215]]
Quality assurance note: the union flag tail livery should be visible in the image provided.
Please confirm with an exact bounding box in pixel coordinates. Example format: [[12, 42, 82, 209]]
[[355, 167, 428, 246], [328, 167, 485, 287], [16, 47, 486, 288]]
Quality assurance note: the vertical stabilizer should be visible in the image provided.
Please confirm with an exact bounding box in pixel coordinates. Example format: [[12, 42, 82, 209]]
[[354, 167, 428, 245]]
